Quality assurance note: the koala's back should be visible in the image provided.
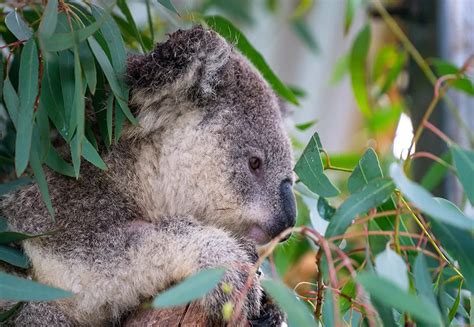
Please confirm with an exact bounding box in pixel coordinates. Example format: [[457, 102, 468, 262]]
[[1, 163, 140, 263]]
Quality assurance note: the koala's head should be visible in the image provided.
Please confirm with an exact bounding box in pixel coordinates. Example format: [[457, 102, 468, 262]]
[[123, 26, 295, 245]]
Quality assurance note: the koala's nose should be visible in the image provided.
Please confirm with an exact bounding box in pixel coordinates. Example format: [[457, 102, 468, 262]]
[[280, 180, 296, 228]]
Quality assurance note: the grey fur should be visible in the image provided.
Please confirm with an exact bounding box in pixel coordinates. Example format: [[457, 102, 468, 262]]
[[1, 26, 295, 326]]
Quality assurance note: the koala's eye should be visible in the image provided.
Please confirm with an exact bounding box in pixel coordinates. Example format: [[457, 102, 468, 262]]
[[249, 157, 262, 172]]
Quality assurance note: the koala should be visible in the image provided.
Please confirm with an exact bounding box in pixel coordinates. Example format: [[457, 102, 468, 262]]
[[1, 26, 296, 326]]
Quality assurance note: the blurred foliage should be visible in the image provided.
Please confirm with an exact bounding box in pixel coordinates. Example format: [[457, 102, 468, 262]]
[[0, 0, 473, 326]]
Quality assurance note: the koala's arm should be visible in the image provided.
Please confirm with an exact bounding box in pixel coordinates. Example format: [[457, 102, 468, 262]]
[[125, 219, 263, 324], [11, 218, 262, 326]]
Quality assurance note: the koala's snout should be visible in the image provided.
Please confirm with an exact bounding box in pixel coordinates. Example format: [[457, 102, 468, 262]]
[[280, 180, 296, 227], [271, 180, 296, 242]]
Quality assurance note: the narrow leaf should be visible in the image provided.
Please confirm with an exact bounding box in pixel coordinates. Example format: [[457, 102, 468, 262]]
[[15, 38, 39, 176], [261, 279, 315, 327], [30, 149, 54, 218], [88, 37, 137, 125], [0, 178, 31, 196], [5, 10, 32, 41], [156, 0, 180, 15], [0, 272, 72, 301], [413, 254, 437, 306], [350, 25, 372, 117], [451, 145, 474, 205], [44, 146, 75, 178], [390, 164, 473, 231], [205, 16, 299, 105], [3, 79, 19, 125], [79, 42, 97, 94], [82, 138, 107, 170], [291, 19, 318, 54], [325, 178, 395, 238], [0, 245, 29, 268], [153, 268, 225, 308], [38, 0, 58, 39], [116, 0, 150, 51], [357, 273, 442, 325]]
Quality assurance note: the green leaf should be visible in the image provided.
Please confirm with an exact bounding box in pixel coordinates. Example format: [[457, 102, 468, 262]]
[[82, 138, 107, 170], [317, 197, 335, 221], [348, 148, 382, 193], [350, 24, 372, 117], [42, 53, 67, 137], [38, 0, 58, 40], [59, 50, 75, 135], [40, 6, 112, 52], [295, 120, 317, 131], [448, 282, 462, 324], [261, 279, 315, 327], [0, 302, 22, 322], [153, 268, 225, 308], [0, 52, 3, 102], [430, 220, 474, 293], [375, 246, 408, 291], [79, 42, 97, 94], [414, 254, 437, 307], [3, 79, 19, 125], [390, 164, 473, 231], [5, 10, 33, 41], [0, 272, 72, 301], [330, 54, 349, 85], [451, 145, 474, 205], [15, 38, 39, 176], [70, 45, 85, 178], [106, 95, 114, 143], [291, 19, 318, 54], [44, 146, 75, 178], [294, 133, 340, 197], [322, 288, 335, 326], [116, 0, 151, 52], [156, 0, 180, 15], [0, 230, 50, 245], [325, 178, 395, 238], [0, 178, 31, 196], [357, 273, 442, 325], [88, 37, 138, 125], [344, 0, 362, 34], [421, 152, 451, 191], [0, 245, 29, 268], [30, 149, 54, 218], [205, 16, 299, 105]]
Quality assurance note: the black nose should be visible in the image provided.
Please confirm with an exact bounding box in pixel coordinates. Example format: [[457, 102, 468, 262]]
[[280, 180, 296, 228]]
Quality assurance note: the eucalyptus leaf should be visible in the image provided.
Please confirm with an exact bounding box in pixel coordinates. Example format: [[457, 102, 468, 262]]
[[153, 268, 225, 308], [82, 138, 107, 171], [390, 164, 473, 231], [15, 38, 39, 176], [350, 24, 372, 117], [413, 254, 437, 307], [294, 133, 340, 197], [261, 279, 315, 327], [0, 178, 31, 196], [5, 10, 33, 41], [156, 0, 180, 15], [3, 79, 19, 125], [357, 273, 442, 325], [0, 272, 72, 301], [451, 145, 474, 205], [38, 0, 58, 40], [0, 245, 29, 269], [375, 246, 408, 291], [325, 178, 395, 238]]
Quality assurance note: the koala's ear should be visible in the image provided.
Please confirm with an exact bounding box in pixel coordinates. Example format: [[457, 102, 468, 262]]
[[127, 26, 232, 105]]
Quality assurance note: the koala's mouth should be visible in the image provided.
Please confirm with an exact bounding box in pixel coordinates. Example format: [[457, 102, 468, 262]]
[[248, 226, 271, 245]]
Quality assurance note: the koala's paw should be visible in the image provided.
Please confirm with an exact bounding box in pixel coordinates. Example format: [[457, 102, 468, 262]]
[[201, 240, 263, 325], [250, 292, 286, 327]]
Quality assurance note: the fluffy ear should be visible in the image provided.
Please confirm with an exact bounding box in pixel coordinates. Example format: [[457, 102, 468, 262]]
[[127, 26, 231, 108]]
